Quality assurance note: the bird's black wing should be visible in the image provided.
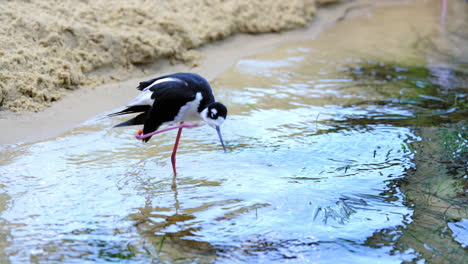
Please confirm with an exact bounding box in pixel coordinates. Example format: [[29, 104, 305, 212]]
[[110, 76, 189, 129], [137, 78, 158, 91], [142, 82, 196, 142]]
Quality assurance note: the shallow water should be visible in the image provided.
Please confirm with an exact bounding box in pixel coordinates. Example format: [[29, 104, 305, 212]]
[[1, 0, 467, 263]]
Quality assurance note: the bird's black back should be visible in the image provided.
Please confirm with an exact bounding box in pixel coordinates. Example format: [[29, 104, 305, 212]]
[[111, 72, 218, 142], [144, 73, 215, 111]]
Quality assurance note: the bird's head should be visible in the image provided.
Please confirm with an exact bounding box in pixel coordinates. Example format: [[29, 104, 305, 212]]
[[201, 102, 227, 128], [201, 102, 228, 152]]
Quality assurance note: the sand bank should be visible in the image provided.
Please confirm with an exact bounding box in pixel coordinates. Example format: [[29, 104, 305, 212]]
[[0, 0, 329, 112]]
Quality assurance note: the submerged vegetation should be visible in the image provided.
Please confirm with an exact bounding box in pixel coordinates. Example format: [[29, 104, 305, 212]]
[[344, 61, 468, 263], [348, 60, 467, 197]]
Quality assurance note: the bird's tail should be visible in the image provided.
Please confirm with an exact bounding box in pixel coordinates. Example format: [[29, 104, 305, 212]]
[[108, 105, 150, 127], [113, 113, 146, 127], [108, 105, 150, 117]]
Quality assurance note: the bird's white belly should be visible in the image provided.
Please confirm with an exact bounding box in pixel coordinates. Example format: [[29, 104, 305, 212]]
[[168, 92, 203, 124]]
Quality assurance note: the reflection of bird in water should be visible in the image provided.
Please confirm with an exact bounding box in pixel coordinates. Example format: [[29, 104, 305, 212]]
[[110, 72, 228, 174], [128, 174, 217, 261]]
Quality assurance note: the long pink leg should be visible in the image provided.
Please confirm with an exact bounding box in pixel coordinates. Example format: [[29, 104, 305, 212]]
[[135, 122, 202, 174], [171, 124, 184, 175], [135, 123, 201, 140]]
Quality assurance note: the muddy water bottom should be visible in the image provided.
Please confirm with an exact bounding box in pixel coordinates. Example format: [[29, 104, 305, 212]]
[[1, 0, 467, 263]]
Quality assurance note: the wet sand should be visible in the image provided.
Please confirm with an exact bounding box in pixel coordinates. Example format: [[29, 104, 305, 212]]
[[0, 0, 403, 146]]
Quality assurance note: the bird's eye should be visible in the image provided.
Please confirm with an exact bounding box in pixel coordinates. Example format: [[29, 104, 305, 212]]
[[210, 108, 218, 119]]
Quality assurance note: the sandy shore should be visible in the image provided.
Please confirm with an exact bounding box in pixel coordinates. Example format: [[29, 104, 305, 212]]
[[0, 0, 324, 112], [0, 0, 368, 146]]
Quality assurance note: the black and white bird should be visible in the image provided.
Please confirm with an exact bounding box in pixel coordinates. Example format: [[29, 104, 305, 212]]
[[109, 72, 228, 174]]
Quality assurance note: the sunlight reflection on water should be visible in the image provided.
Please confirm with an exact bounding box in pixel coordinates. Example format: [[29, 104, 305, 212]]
[[0, 81, 415, 263]]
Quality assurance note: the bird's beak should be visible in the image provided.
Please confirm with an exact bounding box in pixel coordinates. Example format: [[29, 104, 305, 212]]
[[215, 125, 227, 153]]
